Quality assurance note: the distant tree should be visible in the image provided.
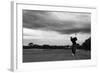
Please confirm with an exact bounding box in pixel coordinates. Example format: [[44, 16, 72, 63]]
[[42, 45, 50, 49], [76, 43, 81, 49], [81, 37, 91, 50], [28, 42, 34, 47], [66, 45, 70, 48]]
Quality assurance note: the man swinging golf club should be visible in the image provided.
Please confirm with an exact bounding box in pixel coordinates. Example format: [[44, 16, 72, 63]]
[[70, 33, 78, 56]]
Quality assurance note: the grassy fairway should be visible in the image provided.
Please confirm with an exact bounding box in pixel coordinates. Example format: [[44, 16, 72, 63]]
[[23, 49, 91, 62]]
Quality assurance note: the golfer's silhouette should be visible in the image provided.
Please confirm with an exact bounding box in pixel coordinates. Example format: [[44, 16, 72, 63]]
[[70, 36, 77, 56]]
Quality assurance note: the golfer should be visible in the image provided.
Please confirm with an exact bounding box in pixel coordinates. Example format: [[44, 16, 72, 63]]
[[70, 36, 77, 56]]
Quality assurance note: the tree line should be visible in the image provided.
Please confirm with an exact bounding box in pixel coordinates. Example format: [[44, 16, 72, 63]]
[[23, 37, 91, 50]]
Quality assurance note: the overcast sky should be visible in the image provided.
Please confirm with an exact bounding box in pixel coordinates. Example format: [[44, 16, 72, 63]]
[[23, 10, 91, 46]]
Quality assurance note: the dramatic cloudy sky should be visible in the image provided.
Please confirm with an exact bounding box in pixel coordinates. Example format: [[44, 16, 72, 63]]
[[23, 10, 91, 46]]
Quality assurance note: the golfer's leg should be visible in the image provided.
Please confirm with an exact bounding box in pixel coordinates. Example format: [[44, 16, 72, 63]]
[[72, 48, 75, 56]]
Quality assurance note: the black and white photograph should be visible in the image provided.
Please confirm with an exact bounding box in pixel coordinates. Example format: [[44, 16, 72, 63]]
[[23, 10, 91, 62]]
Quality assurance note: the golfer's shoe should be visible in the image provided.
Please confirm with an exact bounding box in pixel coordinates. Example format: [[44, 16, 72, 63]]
[[72, 53, 75, 56]]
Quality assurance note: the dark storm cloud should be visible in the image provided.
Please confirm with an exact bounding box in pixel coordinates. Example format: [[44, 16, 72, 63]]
[[57, 28, 91, 34], [23, 10, 91, 34]]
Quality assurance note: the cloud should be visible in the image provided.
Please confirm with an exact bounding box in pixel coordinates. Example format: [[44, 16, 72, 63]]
[[57, 28, 91, 34], [23, 28, 69, 40], [23, 10, 91, 34]]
